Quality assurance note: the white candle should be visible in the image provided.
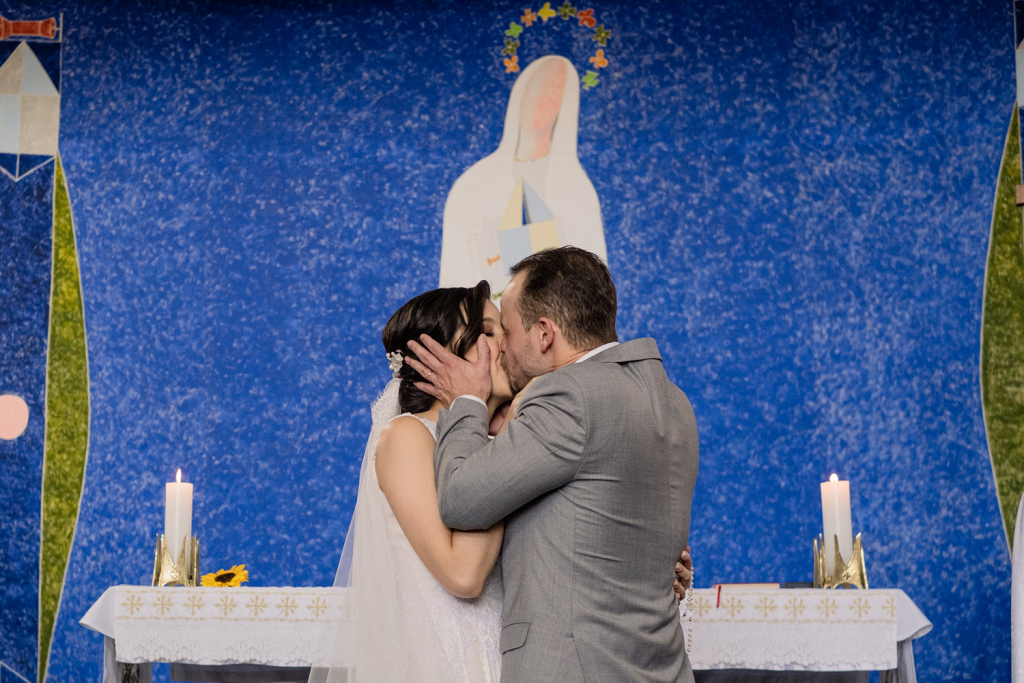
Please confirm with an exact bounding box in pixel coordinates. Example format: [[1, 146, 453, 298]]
[[165, 469, 193, 562], [820, 473, 853, 575]]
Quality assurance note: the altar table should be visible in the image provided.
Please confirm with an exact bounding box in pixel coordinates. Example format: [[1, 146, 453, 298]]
[[81, 585, 930, 682], [688, 586, 931, 683]]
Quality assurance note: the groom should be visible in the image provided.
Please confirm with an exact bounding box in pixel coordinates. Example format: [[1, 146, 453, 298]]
[[408, 247, 699, 683]]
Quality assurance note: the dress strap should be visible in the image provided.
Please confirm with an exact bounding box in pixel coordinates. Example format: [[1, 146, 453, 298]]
[[391, 412, 437, 440]]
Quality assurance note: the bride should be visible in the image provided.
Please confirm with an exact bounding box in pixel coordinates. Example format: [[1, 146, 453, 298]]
[[312, 280, 510, 683], [311, 280, 692, 683]]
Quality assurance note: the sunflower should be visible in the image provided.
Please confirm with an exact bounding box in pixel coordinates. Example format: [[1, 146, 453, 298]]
[[201, 564, 249, 587]]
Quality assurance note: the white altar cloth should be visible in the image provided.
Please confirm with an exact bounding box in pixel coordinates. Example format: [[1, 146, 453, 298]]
[[687, 588, 930, 672], [81, 585, 931, 678], [81, 586, 342, 667]]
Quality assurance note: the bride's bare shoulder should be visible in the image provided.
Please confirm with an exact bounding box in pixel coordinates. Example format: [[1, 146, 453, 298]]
[[376, 416, 435, 465]]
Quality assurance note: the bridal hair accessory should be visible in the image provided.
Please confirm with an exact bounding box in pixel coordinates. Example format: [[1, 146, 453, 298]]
[[386, 351, 404, 378]]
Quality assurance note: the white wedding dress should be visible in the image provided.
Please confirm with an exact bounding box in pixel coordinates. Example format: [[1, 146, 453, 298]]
[[311, 380, 503, 683], [383, 414, 504, 682]]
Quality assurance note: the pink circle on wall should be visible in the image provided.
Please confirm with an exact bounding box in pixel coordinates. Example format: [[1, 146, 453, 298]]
[[0, 395, 30, 440]]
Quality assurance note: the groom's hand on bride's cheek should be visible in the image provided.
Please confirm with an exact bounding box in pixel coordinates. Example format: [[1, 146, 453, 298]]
[[406, 334, 493, 409]]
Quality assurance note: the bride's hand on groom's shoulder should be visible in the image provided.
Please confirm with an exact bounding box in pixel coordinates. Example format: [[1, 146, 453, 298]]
[[406, 334, 493, 409], [489, 401, 511, 436], [492, 377, 539, 436]]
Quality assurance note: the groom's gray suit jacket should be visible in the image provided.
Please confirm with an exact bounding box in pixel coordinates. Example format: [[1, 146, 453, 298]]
[[435, 338, 699, 683]]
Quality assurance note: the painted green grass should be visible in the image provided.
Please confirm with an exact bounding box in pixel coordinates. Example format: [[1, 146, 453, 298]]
[[38, 156, 89, 683], [982, 105, 1024, 551]]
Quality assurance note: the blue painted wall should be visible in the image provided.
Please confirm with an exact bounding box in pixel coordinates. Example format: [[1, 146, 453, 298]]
[[0, 166, 53, 680], [0, 0, 1012, 680]]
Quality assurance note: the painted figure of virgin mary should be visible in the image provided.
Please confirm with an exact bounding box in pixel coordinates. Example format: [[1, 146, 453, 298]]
[[439, 55, 607, 296]]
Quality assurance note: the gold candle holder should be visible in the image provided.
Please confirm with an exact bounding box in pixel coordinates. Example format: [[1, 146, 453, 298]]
[[152, 534, 200, 587], [813, 532, 868, 589]]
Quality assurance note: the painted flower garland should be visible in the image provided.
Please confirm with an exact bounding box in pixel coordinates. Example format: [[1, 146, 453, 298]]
[[499, 2, 612, 90]]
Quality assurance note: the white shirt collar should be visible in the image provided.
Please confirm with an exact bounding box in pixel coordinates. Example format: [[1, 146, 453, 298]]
[[575, 341, 619, 363]]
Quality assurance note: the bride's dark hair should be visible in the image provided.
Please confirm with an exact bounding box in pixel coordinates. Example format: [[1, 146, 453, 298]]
[[382, 280, 492, 414]]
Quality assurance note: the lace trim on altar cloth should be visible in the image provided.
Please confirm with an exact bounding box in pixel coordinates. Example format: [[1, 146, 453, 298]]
[[688, 588, 898, 671], [110, 587, 337, 666], [96, 586, 914, 674]]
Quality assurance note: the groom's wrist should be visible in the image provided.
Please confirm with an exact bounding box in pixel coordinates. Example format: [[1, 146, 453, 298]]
[[453, 395, 487, 409]]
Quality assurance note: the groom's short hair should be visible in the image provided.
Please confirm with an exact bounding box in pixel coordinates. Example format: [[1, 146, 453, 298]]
[[509, 246, 617, 349]]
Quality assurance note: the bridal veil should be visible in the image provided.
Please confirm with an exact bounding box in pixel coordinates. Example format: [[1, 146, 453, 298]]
[[310, 379, 458, 682]]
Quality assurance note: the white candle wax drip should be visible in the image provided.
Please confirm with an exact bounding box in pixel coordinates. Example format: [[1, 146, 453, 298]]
[[164, 468, 193, 562], [820, 473, 853, 575]]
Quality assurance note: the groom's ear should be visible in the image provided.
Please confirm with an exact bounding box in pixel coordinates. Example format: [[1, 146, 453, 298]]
[[535, 317, 557, 354]]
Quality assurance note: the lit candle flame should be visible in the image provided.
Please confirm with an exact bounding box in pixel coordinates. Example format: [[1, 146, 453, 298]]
[[829, 473, 838, 483], [176, 468, 182, 483]]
